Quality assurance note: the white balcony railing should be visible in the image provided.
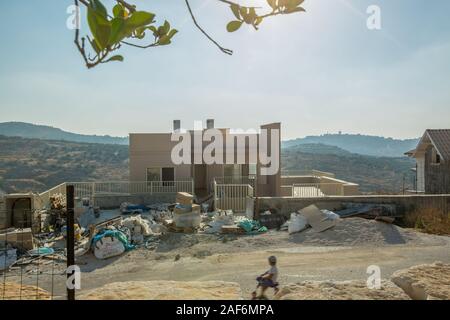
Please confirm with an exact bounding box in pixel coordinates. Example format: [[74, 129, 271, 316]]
[[292, 183, 344, 197]]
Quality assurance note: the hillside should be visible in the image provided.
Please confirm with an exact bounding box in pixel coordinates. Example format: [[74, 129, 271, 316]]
[[0, 122, 128, 145], [282, 144, 415, 193], [0, 136, 415, 194], [283, 133, 419, 157], [0, 135, 128, 194]]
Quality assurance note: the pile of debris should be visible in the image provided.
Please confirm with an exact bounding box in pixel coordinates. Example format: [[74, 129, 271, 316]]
[[274, 204, 434, 246], [164, 192, 202, 233], [282, 205, 340, 235]]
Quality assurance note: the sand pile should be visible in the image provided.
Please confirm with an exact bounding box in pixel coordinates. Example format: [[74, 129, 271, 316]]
[[0, 282, 51, 300], [289, 217, 444, 246], [79, 280, 242, 300], [391, 262, 450, 300], [275, 280, 410, 300]]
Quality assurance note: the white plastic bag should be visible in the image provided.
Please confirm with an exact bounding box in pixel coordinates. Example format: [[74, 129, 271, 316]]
[[173, 212, 202, 228], [94, 236, 126, 260], [288, 213, 308, 234]]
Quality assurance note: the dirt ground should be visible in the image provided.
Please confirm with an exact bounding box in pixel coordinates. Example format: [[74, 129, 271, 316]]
[[78, 228, 450, 298], [5, 222, 450, 299]]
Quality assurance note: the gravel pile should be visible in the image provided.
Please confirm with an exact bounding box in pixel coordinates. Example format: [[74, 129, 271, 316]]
[[289, 217, 446, 246]]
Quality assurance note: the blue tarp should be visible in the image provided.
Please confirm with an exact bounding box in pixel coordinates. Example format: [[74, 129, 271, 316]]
[[92, 229, 135, 251]]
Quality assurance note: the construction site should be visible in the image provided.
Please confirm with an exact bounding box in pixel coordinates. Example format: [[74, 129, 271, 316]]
[[1, 183, 449, 300]]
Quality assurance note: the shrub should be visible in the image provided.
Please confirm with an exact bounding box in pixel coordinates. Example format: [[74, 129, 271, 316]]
[[405, 208, 450, 236]]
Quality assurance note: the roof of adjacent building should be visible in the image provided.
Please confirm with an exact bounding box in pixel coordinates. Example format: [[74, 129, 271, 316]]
[[427, 129, 450, 160], [406, 129, 450, 160]]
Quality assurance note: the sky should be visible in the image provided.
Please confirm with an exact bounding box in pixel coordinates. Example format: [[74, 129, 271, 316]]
[[0, 0, 449, 140]]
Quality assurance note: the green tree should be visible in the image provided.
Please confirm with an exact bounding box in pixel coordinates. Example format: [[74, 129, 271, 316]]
[[74, 0, 306, 68]]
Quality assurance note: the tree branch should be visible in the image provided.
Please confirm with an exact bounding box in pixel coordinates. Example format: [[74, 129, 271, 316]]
[[185, 0, 233, 55]]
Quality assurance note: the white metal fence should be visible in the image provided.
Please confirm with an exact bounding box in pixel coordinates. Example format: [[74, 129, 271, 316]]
[[214, 182, 254, 213], [292, 183, 344, 197], [38, 180, 194, 208]]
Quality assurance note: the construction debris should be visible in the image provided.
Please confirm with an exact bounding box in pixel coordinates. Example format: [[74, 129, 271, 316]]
[[49, 193, 66, 210], [121, 215, 153, 244], [92, 228, 134, 260], [336, 203, 397, 219], [171, 192, 202, 230], [0, 228, 34, 250], [0, 248, 17, 271], [300, 205, 338, 232]]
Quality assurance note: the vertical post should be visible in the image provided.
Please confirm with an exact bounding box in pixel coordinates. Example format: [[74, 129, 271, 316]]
[[66, 185, 75, 301]]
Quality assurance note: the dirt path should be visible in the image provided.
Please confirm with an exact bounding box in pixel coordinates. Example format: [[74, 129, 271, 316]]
[[8, 227, 450, 299], [76, 238, 450, 298]]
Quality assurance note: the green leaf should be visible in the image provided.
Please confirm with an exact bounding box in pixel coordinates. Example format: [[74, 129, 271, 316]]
[[112, 4, 125, 18], [230, 4, 241, 20], [246, 8, 257, 24], [105, 55, 124, 63], [287, 0, 304, 9], [167, 29, 178, 39], [267, 0, 277, 10], [226, 20, 243, 32], [158, 28, 177, 45], [108, 18, 126, 45], [87, 6, 111, 50], [162, 20, 170, 35], [126, 11, 155, 29], [285, 6, 306, 13], [91, 0, 107, 18]]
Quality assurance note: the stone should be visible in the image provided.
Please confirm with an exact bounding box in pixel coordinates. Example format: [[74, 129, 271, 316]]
[[391, 262, 450, 300]]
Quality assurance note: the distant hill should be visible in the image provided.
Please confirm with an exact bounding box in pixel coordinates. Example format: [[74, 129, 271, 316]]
[[0, 122, 128, 145], [283, 133, 419, 157], [282, 144, 415, 193], [0, 135, 128, 194], [284, 143, 353, 156], [0, 135, 414, 194]]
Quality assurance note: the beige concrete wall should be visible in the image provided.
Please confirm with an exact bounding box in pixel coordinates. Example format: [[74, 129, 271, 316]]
[[281, 176, 318, 185], [257, 194, 450, 217], [129, 133, 191, 182], [130, 122, 282, 197], [257, 123, 282, 197]]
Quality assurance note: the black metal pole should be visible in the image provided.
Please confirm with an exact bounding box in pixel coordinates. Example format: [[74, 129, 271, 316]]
[[66, 185, 75, 301]]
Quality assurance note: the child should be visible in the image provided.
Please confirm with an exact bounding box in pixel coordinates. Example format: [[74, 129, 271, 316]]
[[252, 256, 279, 299]]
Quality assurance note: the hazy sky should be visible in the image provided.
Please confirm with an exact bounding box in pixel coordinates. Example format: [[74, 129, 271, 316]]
[[0, 0, 449, 139]]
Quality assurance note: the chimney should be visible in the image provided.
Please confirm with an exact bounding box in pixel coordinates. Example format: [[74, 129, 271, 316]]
[[206, 119, 215, 129], [173, 120, 181, 132]]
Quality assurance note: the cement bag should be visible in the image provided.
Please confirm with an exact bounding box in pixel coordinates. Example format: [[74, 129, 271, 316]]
[[173, 212, 201, 228], [94, 236, 126, 260], [0, 249, 17, 271], [288, 213, 307, 234]]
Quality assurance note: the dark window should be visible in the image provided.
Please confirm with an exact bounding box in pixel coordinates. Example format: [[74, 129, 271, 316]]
[[162, 167, 175, 186]]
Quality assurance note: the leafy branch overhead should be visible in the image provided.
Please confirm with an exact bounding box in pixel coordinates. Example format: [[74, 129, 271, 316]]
[[74, 0, 306, 69]]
